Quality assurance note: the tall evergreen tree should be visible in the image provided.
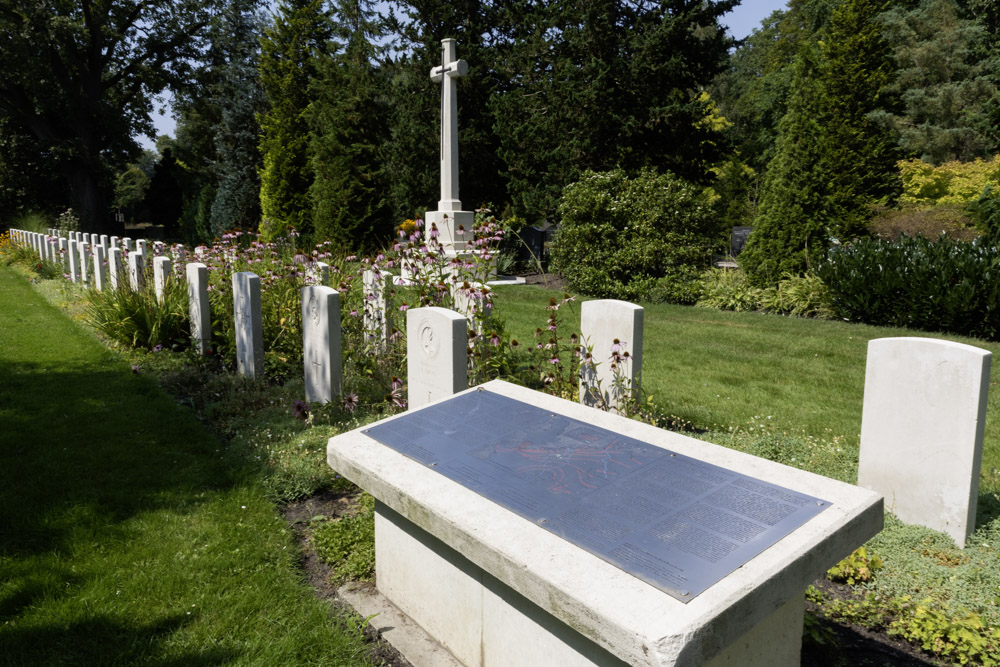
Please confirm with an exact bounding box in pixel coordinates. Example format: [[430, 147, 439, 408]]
[[308, 0, 392, 250], [258, 0, 331, 240], [490, 0, 738, 221], [209, 1, 266, 237], [879, 0, 999, 163], [739, 44, 833, 283], [820, 0, 901, 237]]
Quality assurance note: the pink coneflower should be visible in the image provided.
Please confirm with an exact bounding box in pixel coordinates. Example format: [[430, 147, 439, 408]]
[[342, 392, 359, 413]]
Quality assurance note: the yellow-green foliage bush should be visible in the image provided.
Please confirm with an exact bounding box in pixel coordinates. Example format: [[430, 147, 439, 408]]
[[899, 156, 1000, 206]]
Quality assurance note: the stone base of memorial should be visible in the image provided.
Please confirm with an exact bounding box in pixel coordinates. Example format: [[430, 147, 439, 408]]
[[425, 209, 474, 253], [327, 380, 883, 667]]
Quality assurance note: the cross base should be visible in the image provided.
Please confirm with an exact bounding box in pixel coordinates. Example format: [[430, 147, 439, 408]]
[[425, 209, 475, 253]]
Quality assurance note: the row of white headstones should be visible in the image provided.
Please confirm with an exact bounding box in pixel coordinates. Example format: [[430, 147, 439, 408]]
[[9, 226, 994, 549]]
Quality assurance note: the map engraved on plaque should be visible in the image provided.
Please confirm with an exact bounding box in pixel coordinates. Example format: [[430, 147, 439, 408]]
[[363, 390, 831, 602]]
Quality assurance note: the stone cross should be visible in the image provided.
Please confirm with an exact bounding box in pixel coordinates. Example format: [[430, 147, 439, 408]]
[[430, 38, 468, 212]]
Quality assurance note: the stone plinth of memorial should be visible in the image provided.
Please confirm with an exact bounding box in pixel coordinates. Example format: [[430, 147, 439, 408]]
[[327, 380, 883, 667]]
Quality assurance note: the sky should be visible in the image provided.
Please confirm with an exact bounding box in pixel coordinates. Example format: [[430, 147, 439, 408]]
[[138, 0, 790, 150]]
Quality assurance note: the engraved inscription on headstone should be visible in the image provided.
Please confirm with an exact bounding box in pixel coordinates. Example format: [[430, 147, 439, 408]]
[[364, 390, 830, 602]]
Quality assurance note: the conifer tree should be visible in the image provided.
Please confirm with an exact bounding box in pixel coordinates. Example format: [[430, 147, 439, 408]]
[[258, 0, 330, 241], [739, 44, 833, 283], [308, 0, 392, 251], [820, 0, 901, 238]]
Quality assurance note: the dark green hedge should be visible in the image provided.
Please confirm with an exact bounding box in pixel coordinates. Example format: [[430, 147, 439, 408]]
[[817, 235, 1000, 340]]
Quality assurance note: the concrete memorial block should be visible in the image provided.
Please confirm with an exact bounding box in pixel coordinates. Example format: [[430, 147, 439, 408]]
[[406, 307, 467, 410], [78, 242, 90, 284], [580, 299, 644, 412], [302, 285, 342, 404], [93, 245, 107, 291], [425, 39, 475, 253], [858, 337, 991, 547], [362, 269, 394, 348], [109, 247, 123, 290], [68, 240, 79, 282], [153, 256, 172, 303], [232, 272, 264, 379], [328, 380, 884, 667], [128, 250, 145, 290], [186, 263, 212, 355]]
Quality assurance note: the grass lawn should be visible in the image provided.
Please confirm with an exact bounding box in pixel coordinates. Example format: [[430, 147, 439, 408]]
[[0, 265, 376, 665], [493, 284, 1000, 501]]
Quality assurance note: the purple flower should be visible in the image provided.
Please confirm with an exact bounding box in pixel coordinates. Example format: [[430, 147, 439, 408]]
[[292, 399, 309, 421], [342, 392, 359, 413], [152, 344, 164, 352]]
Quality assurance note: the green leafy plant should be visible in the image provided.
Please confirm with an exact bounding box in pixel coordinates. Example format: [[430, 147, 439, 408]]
[[759, 272, 834, 319], [889, 597, 1000, 666], [696, 269, 764, 312], [551, 168, 720, 303], [311, 493, 376, 583], [827, 546, 883, 585], [85, 274, 191, 351]]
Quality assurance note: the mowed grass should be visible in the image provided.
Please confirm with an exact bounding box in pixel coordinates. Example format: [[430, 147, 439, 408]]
[[493, 284, 1000, 502], [0, 266, 375, 665]]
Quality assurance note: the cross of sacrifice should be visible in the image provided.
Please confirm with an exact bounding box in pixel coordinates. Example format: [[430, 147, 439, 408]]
[[429, 38, 468, 212]]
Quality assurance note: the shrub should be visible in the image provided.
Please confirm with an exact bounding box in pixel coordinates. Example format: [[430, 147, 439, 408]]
[[969, 185, 1000, 245], [85, 276, 192, 351], [899, 156, 1000, 207], [696, 269, 763, 312], [551, 169, 719, 302], [697, 270, 834, 319], [818, 235, 1000, 340], [868, 203, 979, 242]]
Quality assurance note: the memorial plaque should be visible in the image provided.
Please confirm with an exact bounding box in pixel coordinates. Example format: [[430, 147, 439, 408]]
[[364, 389, 831, 602]]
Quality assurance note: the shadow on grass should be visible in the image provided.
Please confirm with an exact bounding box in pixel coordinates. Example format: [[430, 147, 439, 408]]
[[0, 612, 238, 665], [0, 360, 235, 557]]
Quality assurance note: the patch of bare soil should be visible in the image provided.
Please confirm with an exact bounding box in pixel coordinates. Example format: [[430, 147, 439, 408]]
[[287, 491, 943, 667], [517, 271, 567, 292], [284, 490, 411, 667]]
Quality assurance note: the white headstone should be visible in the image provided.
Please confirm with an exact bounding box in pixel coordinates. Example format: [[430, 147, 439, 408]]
[[58, 238, 68, 273], [78, 242, 90, 284], [580, 299, 644, 412], [93, 244, 107, 291], [451, 281, 492, 330], [307, 261, 330, 286], [302, 285, 342, 404], [172, 244, 187, 268], [153, 256, 171, 303], [82, 233, 91, 245], [110, 235, 119, 249], [109, 247, 123, 290], [363, 269, 394, 348], [136, 239, 147, 255], [233, 272, 264, 379], [122, 237, 133, 252], [406, 307, 467, 410], [858, 337, 991, 546], [186, 262, 211, 355], [68, 240, 79, 282], [100, 234, 109, 248], [128, 251, 145, 291], [426, 38, 474, 252]]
